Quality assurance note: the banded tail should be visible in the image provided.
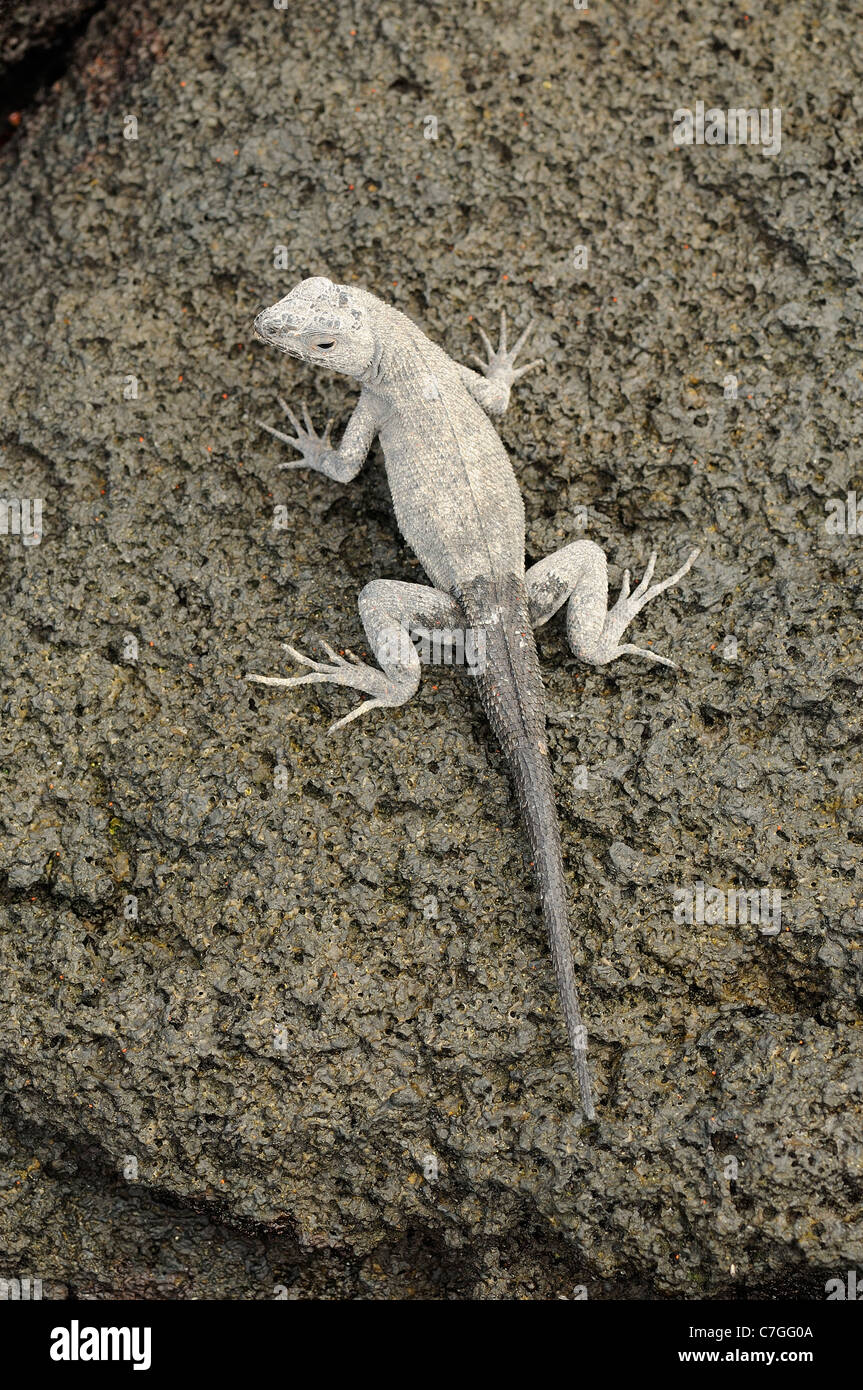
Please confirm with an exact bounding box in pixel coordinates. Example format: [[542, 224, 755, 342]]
[[459, 576, 596, 1119]]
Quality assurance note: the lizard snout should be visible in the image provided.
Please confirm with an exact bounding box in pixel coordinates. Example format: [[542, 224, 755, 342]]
[[254, 309, 273, 341], [254, 307, 305, 356]]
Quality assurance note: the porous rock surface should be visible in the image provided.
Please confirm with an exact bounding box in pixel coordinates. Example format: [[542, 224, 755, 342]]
[[0, 0, 860, 1297]]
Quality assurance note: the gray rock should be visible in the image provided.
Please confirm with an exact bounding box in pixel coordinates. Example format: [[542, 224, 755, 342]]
[[0, 0, 860, 1298]]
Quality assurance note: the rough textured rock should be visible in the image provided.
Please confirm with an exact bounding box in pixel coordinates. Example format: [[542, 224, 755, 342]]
[[0, 0, 860, 1298], [0, 0, 104, 151], [0, 0, 97, 68]]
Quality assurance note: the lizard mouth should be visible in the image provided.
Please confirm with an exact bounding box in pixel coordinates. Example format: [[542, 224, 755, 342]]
[[254, 317, 303, 358]]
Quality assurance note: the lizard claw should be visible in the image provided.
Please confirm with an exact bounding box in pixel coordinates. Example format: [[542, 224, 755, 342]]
[[245, 640, 405, 716], [327, 697, 389, 733], [475, 323, 495, 361], [281, 642, 331, 671], [614, 644, 678, 669], [258, 419, 300, 447], [611, 549, 700, 624], [473, 312, 544, 387], [278, 396, 302, 433], [593, 548, 700, 667], [260, 398, 335, 471]]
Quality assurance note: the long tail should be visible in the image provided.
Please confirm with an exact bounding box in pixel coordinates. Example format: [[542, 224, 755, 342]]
[[460, 576, 596, 1119]]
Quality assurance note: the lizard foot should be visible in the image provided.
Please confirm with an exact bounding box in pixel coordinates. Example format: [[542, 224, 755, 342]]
[[471, 309, 543, 388], [592, 548, 701, 667], [257, 399, 335, 471], [245, 641, 405, 732]]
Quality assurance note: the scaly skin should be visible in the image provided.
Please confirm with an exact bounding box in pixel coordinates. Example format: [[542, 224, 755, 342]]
[[248, 277, 700, 1120]]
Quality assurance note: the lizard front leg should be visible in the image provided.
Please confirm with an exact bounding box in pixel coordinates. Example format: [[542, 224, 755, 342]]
[[258, 392, 379, 482], [246, 581, 468, 732], [456, 310, 543, 416], [526, 539, 699, 668]]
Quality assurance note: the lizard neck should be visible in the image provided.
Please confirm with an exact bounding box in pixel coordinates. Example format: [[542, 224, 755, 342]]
[[356, 304, 446, 397]]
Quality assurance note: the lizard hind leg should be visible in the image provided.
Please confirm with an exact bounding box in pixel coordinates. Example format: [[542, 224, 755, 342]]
[[246, 580, 467, 733], [526, 538, 699, 669]]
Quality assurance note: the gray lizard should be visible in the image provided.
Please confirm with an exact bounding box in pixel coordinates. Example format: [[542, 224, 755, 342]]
[[248, 276, 699, 1120]]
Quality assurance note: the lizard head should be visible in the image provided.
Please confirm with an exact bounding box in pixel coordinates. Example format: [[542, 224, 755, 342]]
[[254, 277, 376, 379]]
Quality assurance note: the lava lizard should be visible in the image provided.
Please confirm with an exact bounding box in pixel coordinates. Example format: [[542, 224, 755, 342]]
[[248, 276, 699, 1119]]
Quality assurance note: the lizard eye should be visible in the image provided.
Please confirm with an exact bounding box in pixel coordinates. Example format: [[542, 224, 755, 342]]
[[315, 341, 335, 350]]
